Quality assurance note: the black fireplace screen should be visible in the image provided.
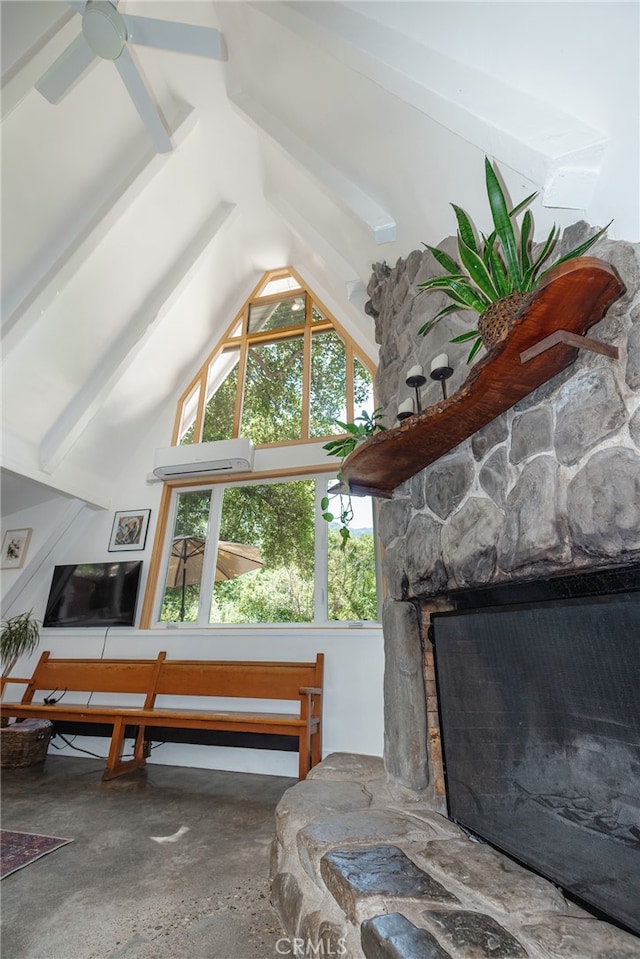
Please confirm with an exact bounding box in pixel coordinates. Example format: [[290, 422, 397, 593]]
[[432, 591, 640, 935]]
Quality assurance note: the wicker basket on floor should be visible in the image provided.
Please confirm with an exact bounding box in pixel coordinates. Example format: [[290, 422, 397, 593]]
[[0, 719, 53, 767]]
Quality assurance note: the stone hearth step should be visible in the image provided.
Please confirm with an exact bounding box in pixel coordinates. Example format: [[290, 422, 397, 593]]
[[320, 844, 459, 923], [361, 910, 528, 959], [270, 754, 640, 959]]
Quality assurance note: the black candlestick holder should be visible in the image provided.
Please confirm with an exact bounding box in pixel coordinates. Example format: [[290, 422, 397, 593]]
[[397, 408, 414, 422], [405, 371, 427, 413], [430, 361, 454, 400]]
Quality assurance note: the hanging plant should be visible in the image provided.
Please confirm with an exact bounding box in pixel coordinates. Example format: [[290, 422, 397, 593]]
[[417, 156, 612, 361], [322, 408, 386, 547]]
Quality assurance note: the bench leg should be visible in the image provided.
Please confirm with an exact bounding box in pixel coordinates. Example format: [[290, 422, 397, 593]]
[[103, 718, 147, 781], [298, 729, 311, 781], [311, 721, 322, 770], [134, 725, 148, 763]]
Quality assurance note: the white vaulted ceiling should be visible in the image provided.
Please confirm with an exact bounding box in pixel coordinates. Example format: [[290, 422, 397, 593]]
[[1, 1, 638, 511]]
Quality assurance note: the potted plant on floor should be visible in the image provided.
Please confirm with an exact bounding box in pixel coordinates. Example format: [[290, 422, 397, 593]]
[[417, 156, 612, 361], [1, 610, 41, 679], [0, 610, 52, 767]]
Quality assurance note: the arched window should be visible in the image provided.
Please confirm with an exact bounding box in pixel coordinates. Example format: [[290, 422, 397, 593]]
[[141, 268, 380, 627]]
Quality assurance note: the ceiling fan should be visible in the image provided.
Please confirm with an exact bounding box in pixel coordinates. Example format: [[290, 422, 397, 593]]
[[35, 0, 227, 153]]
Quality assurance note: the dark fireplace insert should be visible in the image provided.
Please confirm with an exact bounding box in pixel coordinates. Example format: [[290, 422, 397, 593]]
[[431, 567, 640, 935]]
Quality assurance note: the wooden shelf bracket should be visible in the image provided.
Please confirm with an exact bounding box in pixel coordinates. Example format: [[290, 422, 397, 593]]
[[520, 329, 619, 364]]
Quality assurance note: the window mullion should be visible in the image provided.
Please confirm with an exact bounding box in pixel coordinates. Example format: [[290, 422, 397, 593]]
[[314, 476, 329, 623], [302, 323, 312, 440], [234, 332, 249, 438], [152, 488, 180, 624], [197, 486, 224, 625], [193, 371, 207, 443], [346, 342, 355, 425]]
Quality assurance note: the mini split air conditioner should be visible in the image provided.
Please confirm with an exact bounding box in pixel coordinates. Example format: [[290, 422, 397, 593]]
[[153, 439, 255, 479]]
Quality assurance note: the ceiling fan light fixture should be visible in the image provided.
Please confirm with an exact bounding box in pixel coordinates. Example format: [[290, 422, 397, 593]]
[[82, 1, 126, 60]]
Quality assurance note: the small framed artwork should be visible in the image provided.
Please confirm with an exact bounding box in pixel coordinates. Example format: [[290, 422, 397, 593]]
[[108, 510, 151, 552], [1, 528, 33, 569]]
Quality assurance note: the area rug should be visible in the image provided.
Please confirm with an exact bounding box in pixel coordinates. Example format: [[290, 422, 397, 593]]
[[0, 830, 73, 879]]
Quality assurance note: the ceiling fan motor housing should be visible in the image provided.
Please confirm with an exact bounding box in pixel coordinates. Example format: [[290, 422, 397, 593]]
[[82, 1, 127, 60]]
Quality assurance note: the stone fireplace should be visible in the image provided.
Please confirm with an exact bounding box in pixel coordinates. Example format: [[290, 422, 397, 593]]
[[271, 228, 640, 958]]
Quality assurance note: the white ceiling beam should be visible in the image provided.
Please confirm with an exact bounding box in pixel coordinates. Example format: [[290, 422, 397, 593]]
[[1, 8, 78, 119], [2, 104, 198, 357], [253, 2, 609, 210], [38, 202, 236, 474], [228, 88, 396, 245], [266, 191, 366, 310], [2, 429, 112, 508]]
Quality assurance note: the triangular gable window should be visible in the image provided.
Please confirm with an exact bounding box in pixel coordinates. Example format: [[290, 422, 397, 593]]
[[172, 268, 375, 447]]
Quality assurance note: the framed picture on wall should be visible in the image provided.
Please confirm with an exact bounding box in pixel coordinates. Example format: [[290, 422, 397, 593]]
[[108, 510, 151, 552], [1, 528, 33, 569]]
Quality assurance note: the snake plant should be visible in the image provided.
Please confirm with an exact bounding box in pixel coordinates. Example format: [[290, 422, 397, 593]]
[[418, 157, 612, 361]]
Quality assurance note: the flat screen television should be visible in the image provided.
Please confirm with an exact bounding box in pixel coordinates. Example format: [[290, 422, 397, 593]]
[[43, 562, 142, 627]]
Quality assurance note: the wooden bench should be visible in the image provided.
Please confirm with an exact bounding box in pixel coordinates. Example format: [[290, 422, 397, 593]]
[[0, 651, 324, 781]]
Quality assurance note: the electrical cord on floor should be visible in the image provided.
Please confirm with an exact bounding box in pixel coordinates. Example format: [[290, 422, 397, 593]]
[[51, 731, 166, 759], [50, 732, 108, 760]]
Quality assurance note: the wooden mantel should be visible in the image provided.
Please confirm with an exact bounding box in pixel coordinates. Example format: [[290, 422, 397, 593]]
[[342, 257, 625, 499]]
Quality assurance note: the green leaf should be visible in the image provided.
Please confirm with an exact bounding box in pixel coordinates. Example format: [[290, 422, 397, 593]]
[[439, 278, 488, 314], [465, 336, 484, 363], [450, 329, 481, 343], [457, 235, 500, 301], [417, 304, 460, 335], [519, 209, 533, 276], [452, 204, 478, 254], [508, 191, 538, 220], [484, 242, 510, 298], [524, 225, 558, 287], [424, 244, 461, 276], [320, 496, 330, 511], [334, 421, 362, 436], [417, 273, 466, 291], [485, 157, 522, 288], [539, 220, 613, 276], [322, 512, 334, 522]]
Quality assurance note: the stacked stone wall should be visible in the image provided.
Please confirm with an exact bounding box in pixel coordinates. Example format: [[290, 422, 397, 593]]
[[368, 227, 640, 599], [366, 227, 640, 791]]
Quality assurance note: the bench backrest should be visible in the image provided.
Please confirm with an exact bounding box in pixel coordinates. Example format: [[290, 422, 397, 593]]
[[13, 651, 323, 705], [154, 657, 324, 701], [20, 651, 164, 702]]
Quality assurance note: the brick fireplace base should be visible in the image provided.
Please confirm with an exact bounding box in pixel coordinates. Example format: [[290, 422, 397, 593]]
[[270, 753, 640, 959]]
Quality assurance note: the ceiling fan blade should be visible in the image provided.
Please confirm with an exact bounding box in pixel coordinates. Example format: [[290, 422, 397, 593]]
[[35, 33, 97, 103], [122, 14, 227, 60], [113, 46, 172, 153]]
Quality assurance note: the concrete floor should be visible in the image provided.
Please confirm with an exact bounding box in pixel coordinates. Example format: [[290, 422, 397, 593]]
[[1, 754, 295, 959]]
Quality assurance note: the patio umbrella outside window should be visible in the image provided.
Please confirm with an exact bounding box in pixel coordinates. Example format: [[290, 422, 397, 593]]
[[169, 536, 265, 621]]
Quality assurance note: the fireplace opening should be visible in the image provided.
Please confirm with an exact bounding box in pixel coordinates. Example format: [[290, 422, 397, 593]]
[[431, 567, 640, 935]]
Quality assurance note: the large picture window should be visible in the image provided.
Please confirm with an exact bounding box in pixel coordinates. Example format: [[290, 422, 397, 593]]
[[157, 476, 378, 625]]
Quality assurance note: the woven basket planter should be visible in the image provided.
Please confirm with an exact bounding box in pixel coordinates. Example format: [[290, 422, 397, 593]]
[[0, 719, 53, 768], [477, 290, 531, 350]]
